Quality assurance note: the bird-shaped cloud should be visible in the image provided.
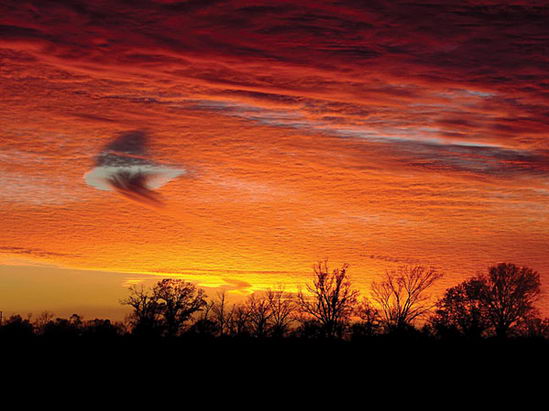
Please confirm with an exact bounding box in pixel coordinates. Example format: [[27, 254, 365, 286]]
[[84, 131, 184, 206]]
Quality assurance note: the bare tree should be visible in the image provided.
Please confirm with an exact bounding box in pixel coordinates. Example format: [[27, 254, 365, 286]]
[[209, 291, 232, 336], [201, 287, 296, 338], [266, 286, 296, 338], [371, 265, 442, 331], [246, 294, 272, 338], [297, 260, 360, 338], [33, 311, 55, 335], [227, 304, 251, 337], [120, 284, 162, 336], [352, 298, 381, 338]]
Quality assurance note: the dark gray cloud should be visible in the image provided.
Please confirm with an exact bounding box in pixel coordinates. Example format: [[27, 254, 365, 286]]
[[0, 246, 77, 258], [84, 130, 185, 206]]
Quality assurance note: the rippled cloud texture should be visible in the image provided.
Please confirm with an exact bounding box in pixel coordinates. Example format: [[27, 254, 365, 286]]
[[0, 0, 547, 313]]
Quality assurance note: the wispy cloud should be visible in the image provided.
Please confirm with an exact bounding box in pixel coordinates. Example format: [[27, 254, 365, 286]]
[[0, 246, 77, 258]]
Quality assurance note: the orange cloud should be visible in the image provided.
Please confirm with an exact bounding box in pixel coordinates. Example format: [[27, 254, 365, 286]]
[[0, 0, 547, 316]]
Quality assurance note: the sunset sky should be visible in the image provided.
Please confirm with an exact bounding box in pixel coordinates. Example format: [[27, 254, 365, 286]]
[[0, 0, 548, 320]]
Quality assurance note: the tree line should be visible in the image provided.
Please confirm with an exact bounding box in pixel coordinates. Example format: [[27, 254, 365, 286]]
[[1, 261, 547, 342]]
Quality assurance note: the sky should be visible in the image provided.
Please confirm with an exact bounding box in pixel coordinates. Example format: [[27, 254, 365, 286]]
[[0, 0, 548, 320]]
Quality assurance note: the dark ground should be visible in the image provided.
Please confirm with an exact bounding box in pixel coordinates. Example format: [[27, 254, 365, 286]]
[[2, 336, 546, 376], [0, 337, 545, 405]]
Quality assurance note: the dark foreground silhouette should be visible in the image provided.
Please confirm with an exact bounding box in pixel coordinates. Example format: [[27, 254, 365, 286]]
[[2, 331, 547, 388], [1, 261, 547, 377]]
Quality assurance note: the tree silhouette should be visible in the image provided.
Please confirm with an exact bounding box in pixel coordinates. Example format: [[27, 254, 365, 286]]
[[429, 277, 489, 339], [265, 287, 296, 338], [81, 319, 124, 339], [246, 294, 273, 338], [478, 263, 541, 338], [152, 279, 207, 337], [429, 263, 542, 339], [241, 287, 296, 338], [200, 288, 295, 339], [121, 279, 207, 337], [227, 304, 251, 337], [0, 314, 34, 339], [33, 311, 54, 335], [515, 316, 549, 339], [42, 314, 83, 339], [293, 319, 325, 339], [207, 291, 232, 336], [371, 265, 442, 331], [120, 284, 162, 337], [351, 298, 381, 338], [297, 260, 359, 338]]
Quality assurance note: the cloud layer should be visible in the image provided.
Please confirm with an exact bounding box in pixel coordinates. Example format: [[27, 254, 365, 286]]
[[0, 0, 547, 312], [2, 0, 547, 179]]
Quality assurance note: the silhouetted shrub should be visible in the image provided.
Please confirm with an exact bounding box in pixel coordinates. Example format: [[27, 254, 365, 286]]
[[42, 314, 83, 339], [185, 318, 219, 339], [291, 319, 325, 340], [81, 319, 124, 339], [0, 315, 34, 340]]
